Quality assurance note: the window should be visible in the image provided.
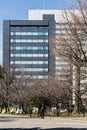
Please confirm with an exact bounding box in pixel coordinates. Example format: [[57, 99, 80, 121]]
[[10, 46, 48, 50], [15, 68, 48, 72], [15, 75, 48, 79], [11, 39, 48, 43], [32, 75, 48, 79], [10, 61, 48, 64], [10, 53, 48, 57], [11, 31, 48, 36]]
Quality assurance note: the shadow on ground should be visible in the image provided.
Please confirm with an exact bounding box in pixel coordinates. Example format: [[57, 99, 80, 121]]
[[0, 115, 29, 122], [0, 128, 87, 130]]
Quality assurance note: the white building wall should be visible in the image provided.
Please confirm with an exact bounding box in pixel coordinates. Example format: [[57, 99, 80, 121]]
[[28, 10, 80, 22], [28, 10, 64, 22]]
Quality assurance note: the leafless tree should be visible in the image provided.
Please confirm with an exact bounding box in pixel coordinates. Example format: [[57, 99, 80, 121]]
[[47, 75, 72, 116], [30, 78, 50, 117], [12, 71, 34, 114], [0, 66, 15, 113], [30, 75, 72, 117], [54, 0, 87, 113]]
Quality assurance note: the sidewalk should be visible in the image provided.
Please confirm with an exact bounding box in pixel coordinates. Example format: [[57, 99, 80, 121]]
[[0, 114, 87, 129]]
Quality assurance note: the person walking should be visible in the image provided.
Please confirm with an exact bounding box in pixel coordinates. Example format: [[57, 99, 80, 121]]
[[40, 107, 44, 118]]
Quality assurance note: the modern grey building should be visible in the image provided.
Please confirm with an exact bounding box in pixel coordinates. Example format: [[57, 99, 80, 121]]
[[3, 10, 87, 107], [3, 13, 55, 79], [4, 10, 86, 84]]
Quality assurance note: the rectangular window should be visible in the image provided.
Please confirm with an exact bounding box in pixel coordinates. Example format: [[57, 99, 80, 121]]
[[11, 39, 48, 43], [10, 61, 48, 64], [10, 46, 48, 50], [15, 75, 48, 79], [14, 68, 48, 72], [11, 31, 48, 36], [10, 53, 48, 57]]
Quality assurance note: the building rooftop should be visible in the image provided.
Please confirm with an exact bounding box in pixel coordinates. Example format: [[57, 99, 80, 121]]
[[28, 10, 80, 22]]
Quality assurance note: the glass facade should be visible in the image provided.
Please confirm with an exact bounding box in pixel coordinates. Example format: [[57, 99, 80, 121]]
[[15, 75, 48, 79], [11, 32, 48, 36], [10, 53, 48, 57], [9, 24, 49, 79], [10, 46, 48, 50], [11, 39, 48, 43], [14, 68, 48, 72], [10, 61, 48, 64]]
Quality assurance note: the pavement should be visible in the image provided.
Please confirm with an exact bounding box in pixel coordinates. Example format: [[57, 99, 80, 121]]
[[0, 114, 87, 130]]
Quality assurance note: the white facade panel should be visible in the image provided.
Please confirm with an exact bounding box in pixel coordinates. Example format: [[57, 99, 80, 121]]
[[28, 10, 65, 22], [28, 10, 81, 22]]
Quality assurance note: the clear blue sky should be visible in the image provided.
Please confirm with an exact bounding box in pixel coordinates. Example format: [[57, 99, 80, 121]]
[[0, 0, 74, 65]]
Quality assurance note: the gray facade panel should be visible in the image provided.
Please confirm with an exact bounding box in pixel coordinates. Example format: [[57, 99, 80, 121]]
[[3, 21, 10, 66], [10, 43, 48, 47], [10, 50, 48, 54], [3, 19, 55, 78], [10, 57, 48, 61], [10, 20, 49, 26], [11, 64, 48, 68], [11, 35, 48, 39]]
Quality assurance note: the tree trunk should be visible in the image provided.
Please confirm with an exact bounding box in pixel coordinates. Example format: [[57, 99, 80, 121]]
[[72, 65, 82, 114], [56, 103, 59, 116]]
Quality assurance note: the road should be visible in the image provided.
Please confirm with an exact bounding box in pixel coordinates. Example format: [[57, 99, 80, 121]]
[[0, 114, 87, 130]]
